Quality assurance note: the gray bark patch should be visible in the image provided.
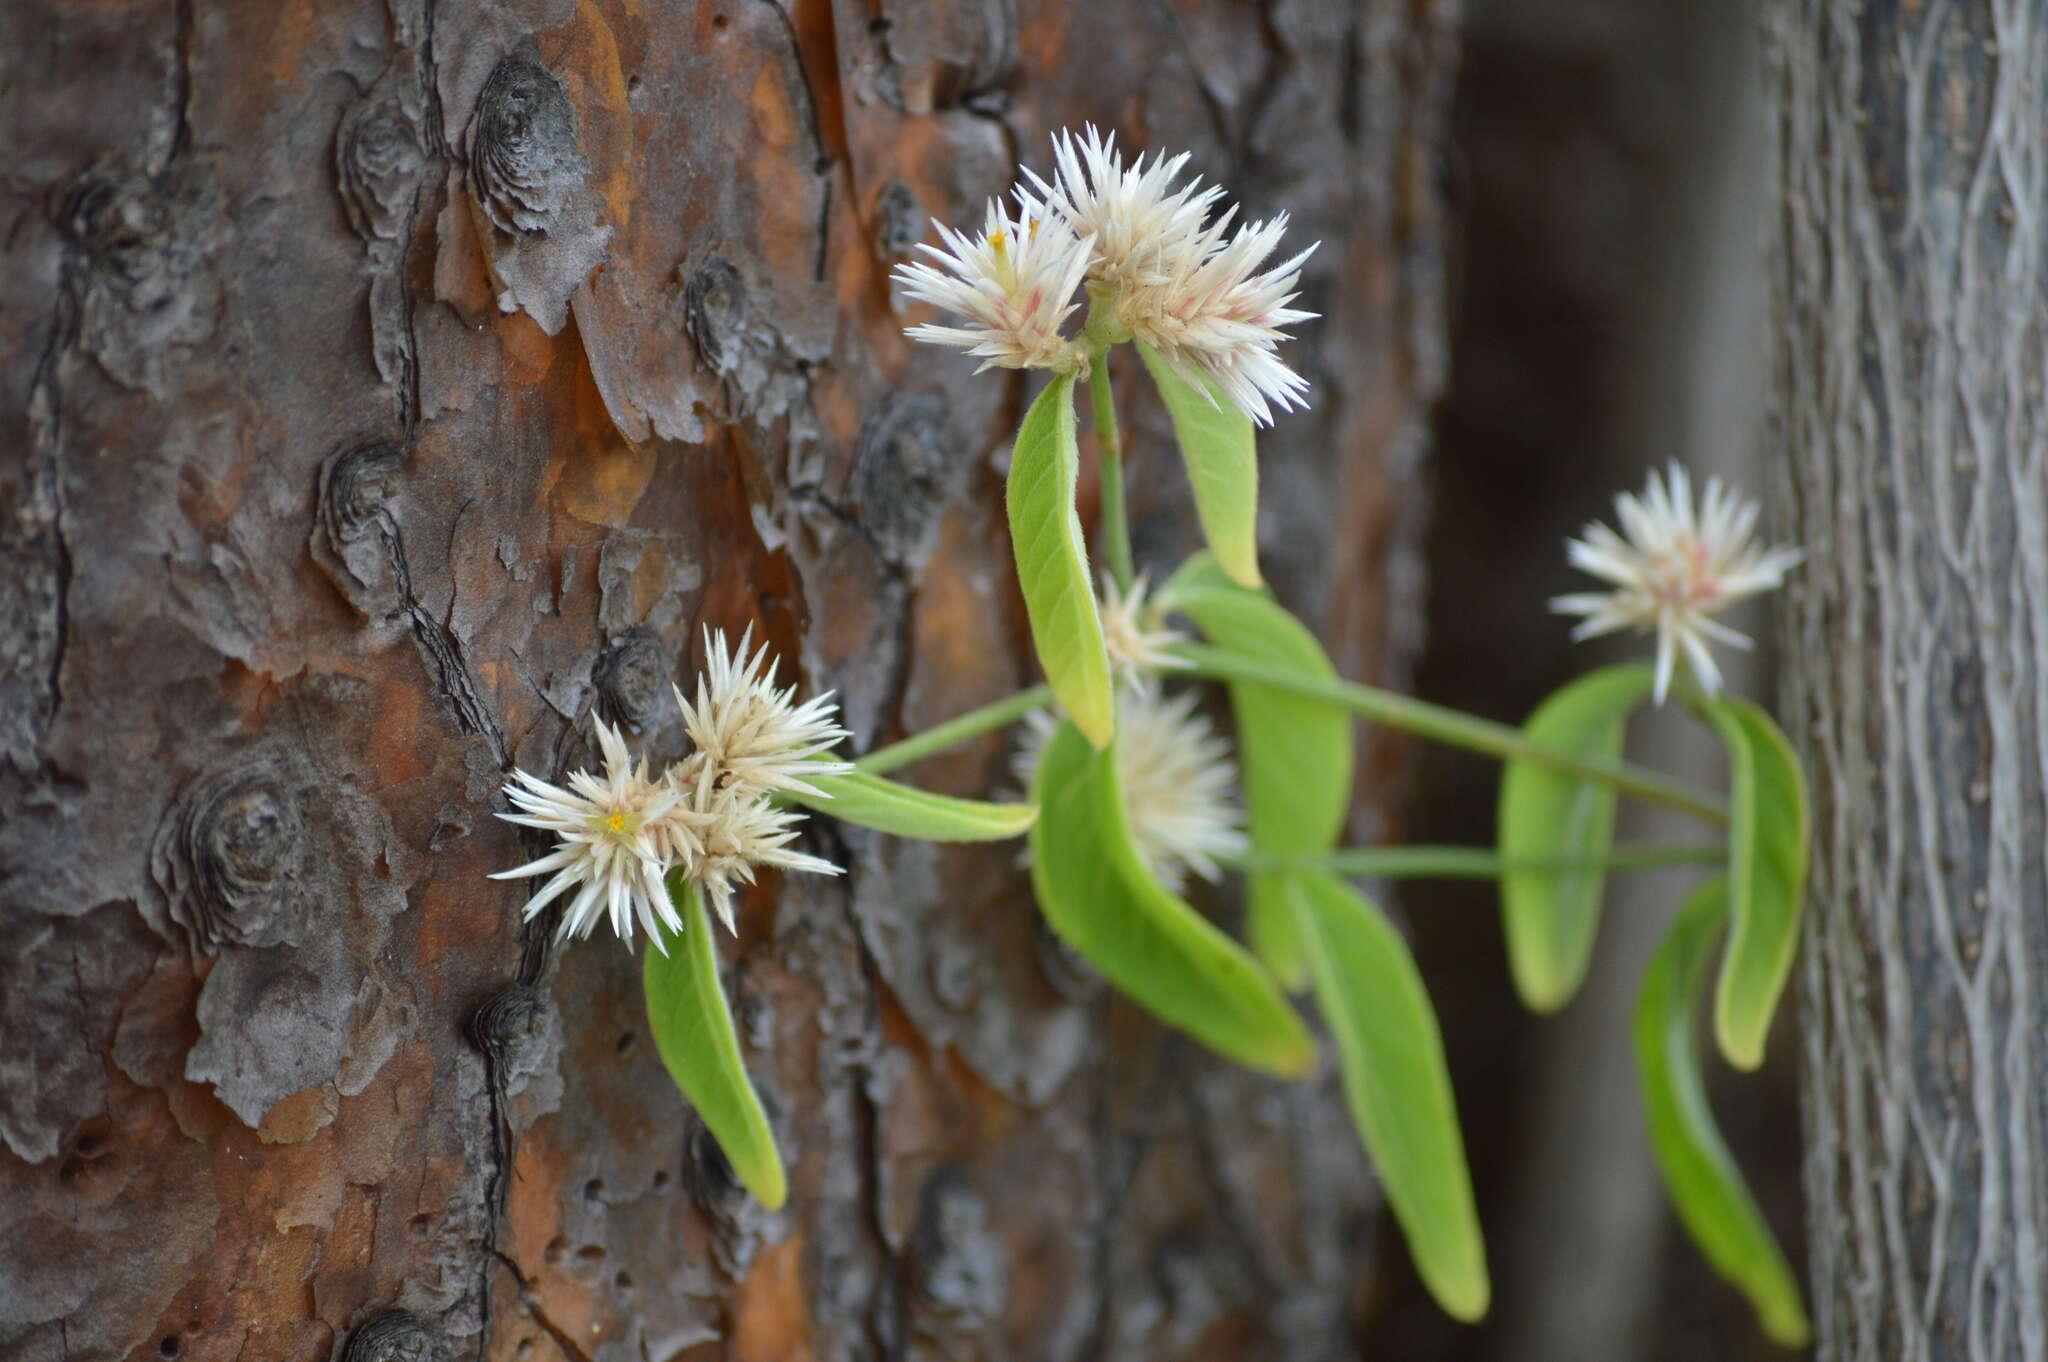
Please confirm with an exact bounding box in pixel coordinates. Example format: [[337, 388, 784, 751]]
[[466, 54, 612, 335], [0, 904, 158, 1163]]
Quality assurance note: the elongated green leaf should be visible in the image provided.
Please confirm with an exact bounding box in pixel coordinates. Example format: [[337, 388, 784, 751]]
[[1007, 374, 1114, 747], [644, 880, 786, 1209], [1498, 665, 1655, 1012], [1700, 697, 1809, 1070], [1137, 342, 1261, 587], [1028, 716, 1315, 1076], [1291, 870, 1489, 1322], [787, 768, 1036, 841], [1164, 553, 1351, 990], [1636, 876, 1810, 1346]]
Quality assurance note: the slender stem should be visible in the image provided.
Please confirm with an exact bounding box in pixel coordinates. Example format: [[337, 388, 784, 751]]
[[854, 685, 1055, 776], [1229, 842, 1725, 878], [1175, 643, 1729, 826], [1089, 353, 1136, 593]]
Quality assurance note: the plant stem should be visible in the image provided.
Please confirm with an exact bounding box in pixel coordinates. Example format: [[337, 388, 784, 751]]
[[1089, 353, 1136, 593], [1175, 643, 1729, 826], [1230, 843, 1725, 878], [854, 685, 1055, 776]]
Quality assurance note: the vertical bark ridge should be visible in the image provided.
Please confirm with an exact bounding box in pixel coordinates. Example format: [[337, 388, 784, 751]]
[[1769, 2, 2048, 1357]]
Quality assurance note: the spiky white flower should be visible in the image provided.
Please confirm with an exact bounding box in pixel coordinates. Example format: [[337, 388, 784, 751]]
[[491, 716, 688, 951], [673, 626, 853, 800], [670, 780, 844, 934], [1032, 126, 1318, 427], [1099, 575, 1189, 686], [1014, 689, 1248, 892], [892, 192, 1093, 374], [1028, 126, 1223, 299], [1551, 463, 1803, 703], [1122, 210, 1317, 427]]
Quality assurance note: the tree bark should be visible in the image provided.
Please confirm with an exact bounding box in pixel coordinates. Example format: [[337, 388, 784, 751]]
[[1769, 2, 2048, 1358], [0, 2, 1455, 1360]]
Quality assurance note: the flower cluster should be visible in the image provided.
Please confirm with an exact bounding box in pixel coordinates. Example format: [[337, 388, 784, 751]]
[[1015, 687, 1248, 893], [1098, 575, 1189, 688], [1552, 463, 1802, 703], [492, 628, 850, 950], [894, 126, 1316, 426]]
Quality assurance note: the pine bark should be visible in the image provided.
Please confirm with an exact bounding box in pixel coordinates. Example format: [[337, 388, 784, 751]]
[[1768, 2, 2048, 1358], [0, 1, 1456, 1360]]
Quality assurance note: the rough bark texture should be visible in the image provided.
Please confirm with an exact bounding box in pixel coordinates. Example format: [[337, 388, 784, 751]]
[[1769, 1, 2048, 1358], [0, 2, 1454, 1360]]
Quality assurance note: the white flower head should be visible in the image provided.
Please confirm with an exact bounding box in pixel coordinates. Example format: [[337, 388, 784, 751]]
[[491, 716, 687, 951], [893, 191, 1093, 374], [1114, 688, 1250, 888], [1013, 688, 1248, 893], [1099, 575, 1189, 686], [1032, 125, 1318, 427], [1551, 463, 1803, 703], [1126, 210, 1317, 427], [674, 625, 853, 800], [1028, 125, 1224, 298], [676, 781, 844, 934]]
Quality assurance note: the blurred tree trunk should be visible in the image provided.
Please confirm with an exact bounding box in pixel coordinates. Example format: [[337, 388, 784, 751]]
[[1770, 2, 2048, 1359], [0, 2, 1455, 1360]]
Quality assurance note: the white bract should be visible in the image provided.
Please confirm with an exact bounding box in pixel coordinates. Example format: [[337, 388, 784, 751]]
[[1034, 125, 1317, 426], [1114, 688, 1250, 889], [493, 630, 848, 950], [1098, 575, 1189, 687], [1015, 688, 1248, 892], [491, 716, 686, 948], [896, 125, 1317, 426], [1115, 208, 1316, 427], [677, 784, 843, 935], [674, 626, 852, 800], [1030, 126, 1222, 300], [892, 193, 1092, 375], [1552, 463, 1802, 703]]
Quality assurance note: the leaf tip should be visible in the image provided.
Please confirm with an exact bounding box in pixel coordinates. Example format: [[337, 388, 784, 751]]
[[1073, 701, 1116, 750], [1714, 979, 1768, 1070], [1509, 961, 1576, 1016], [1763, 1307, 1812, 1350], [1268, 1030, 1318, 1079], [1716, 1015, 1767, 1072], [1433, 1271, 1491, 1325], [747, 1157, 789, 1211], [1221, 552, 1263, 590]]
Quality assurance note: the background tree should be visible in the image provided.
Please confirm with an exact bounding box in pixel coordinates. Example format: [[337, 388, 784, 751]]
[[0, 1, 1454, 1359], [1770, 1, 2048, 1358]]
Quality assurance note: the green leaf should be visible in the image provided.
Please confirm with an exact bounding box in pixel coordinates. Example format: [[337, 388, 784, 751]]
[[1137, 342, 1262, 587], [786, 768, 1037, 841], [1007, 373, 1114, 747], [1700, 697, 1809, 1071], [1164, 554, 1352, 991], [1498, 664, 1655, 1012], [644, 879, 786, 1209], [1028, 715, 1315, 1076], [1635, 876, 1810, 1347], [1291, 870, 1489, 1322]]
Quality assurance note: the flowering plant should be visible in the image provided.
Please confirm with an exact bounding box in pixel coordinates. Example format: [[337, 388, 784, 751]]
[[492, 127, 1813, 1345]]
